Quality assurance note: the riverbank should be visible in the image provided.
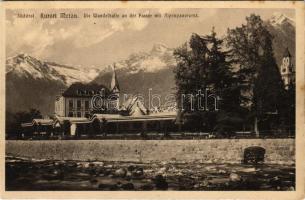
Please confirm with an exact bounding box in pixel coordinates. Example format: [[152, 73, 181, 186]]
[[6, 156, 295, 191]]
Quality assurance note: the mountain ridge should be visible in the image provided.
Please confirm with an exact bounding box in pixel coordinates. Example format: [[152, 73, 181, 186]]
[[6, 53, 100, 86]]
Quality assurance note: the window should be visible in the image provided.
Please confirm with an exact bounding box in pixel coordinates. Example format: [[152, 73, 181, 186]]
[[85, 112, 90, 118], [77, 100, 81, 109], [85, 100, 89, 109], [289, 67, 293, 72], [282, 68, 286, 73], [68, 112, 73, 117], [69, 100, 73, 109], [77, 112, 82, 117], [284, 58, 289, 65]]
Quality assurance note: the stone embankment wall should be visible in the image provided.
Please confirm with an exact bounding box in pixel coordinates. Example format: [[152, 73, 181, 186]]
[[6, 139, 295, 164]]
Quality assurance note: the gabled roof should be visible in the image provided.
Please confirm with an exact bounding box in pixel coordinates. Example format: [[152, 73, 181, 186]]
[[121, 96, 148, 116], [62, 82, 110, 97], [53, 116, 89, 124], [21, 113, 178, 128], [21, 119, 53, 127], [21, 122, 34, 128], [33, 119, 54, 125], [90, 112, 176, 123]]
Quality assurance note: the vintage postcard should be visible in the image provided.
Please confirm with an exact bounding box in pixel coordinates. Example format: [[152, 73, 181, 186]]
[[0, 1, 304, 199]]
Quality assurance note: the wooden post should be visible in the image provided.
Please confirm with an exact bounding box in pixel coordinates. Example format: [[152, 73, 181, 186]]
[[129, 122, 133, 131], [254, 117, 259, 138], [178, 123, 182, 132], [116, 122, 119, 134], [102, 120, 108, 136], [160, 121, 164, 133], [142, 121, 147, 132], [99, 121, 102, 136], [141, 121, 148, 138]]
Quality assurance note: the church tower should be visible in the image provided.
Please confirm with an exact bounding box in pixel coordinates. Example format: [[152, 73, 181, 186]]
[[110, 63, 120, 110], [280, 48, 295, 89]]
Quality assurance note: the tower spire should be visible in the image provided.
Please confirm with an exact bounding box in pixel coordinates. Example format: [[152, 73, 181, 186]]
[[283, 47, 291, 58], [109, 63, 120, 111], [111, 63, 120, 92]]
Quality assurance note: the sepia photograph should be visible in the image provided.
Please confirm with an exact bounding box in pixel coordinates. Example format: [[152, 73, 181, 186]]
[[1, 2, 304, 198]]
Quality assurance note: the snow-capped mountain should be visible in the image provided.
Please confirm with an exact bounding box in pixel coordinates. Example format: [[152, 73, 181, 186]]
[[6, 54, 100, 86], [6, 44, 176, 115], [92, 43, 176, 108], [266, 13, 295, 67], [6, 43, 176, 85], [6, 54, 101, 115], [101, 43, 176, 74], [93, 43, 176, 85], [269, 13, 295, 27]]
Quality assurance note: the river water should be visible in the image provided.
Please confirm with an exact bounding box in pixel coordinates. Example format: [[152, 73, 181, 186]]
[[6, 156, 295, 191]]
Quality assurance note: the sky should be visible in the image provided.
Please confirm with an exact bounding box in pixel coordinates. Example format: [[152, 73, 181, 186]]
[[6, 8, 295, 70]]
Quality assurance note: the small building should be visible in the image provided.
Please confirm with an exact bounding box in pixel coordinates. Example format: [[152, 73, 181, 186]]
[[21, 119, 54, 137], [89, 111, 177, 135], [53, 116, 91, 136]]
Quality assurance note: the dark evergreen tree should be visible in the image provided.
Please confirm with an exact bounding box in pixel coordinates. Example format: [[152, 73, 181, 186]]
[[174, 29, 242, 134], [6, 108, 42, 138], [286, 82, 295, 136], [174, 34, 209, 113], [226, 14, 285, 136], [204, 28, 244, 135], [173, 34, 209, 131]]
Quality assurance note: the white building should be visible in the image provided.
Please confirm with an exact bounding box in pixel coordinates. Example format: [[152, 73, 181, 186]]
[[55, 64, 120, 117], [280, 48, 295, 89]]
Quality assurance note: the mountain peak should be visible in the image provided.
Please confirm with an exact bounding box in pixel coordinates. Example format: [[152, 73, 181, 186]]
[[16, 53, 28, 58], [269, 13, 295, 27], [6, 54, 100, 85], [17, 53, 30, 58], [151, 43, 171, 54], [8, 53, 35, 62]]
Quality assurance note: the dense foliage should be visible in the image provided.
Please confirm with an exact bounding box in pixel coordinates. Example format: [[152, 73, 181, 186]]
[[6, 108, 42, 138], [174, 14, 295, 137]]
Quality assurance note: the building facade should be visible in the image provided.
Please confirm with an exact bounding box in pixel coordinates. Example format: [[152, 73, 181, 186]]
[[55, 65, 120, 117], [280, 48, 295, 89]]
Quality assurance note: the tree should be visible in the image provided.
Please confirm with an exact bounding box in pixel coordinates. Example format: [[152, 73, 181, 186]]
[[6, 108, 42, 138], [226, 14, 285, 136], [203, 29, 241, 110], [285, 82, 295, 136], [173, 34, 208, 113], [203, 28, 245, 135], [174, 29, 241, 134]]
